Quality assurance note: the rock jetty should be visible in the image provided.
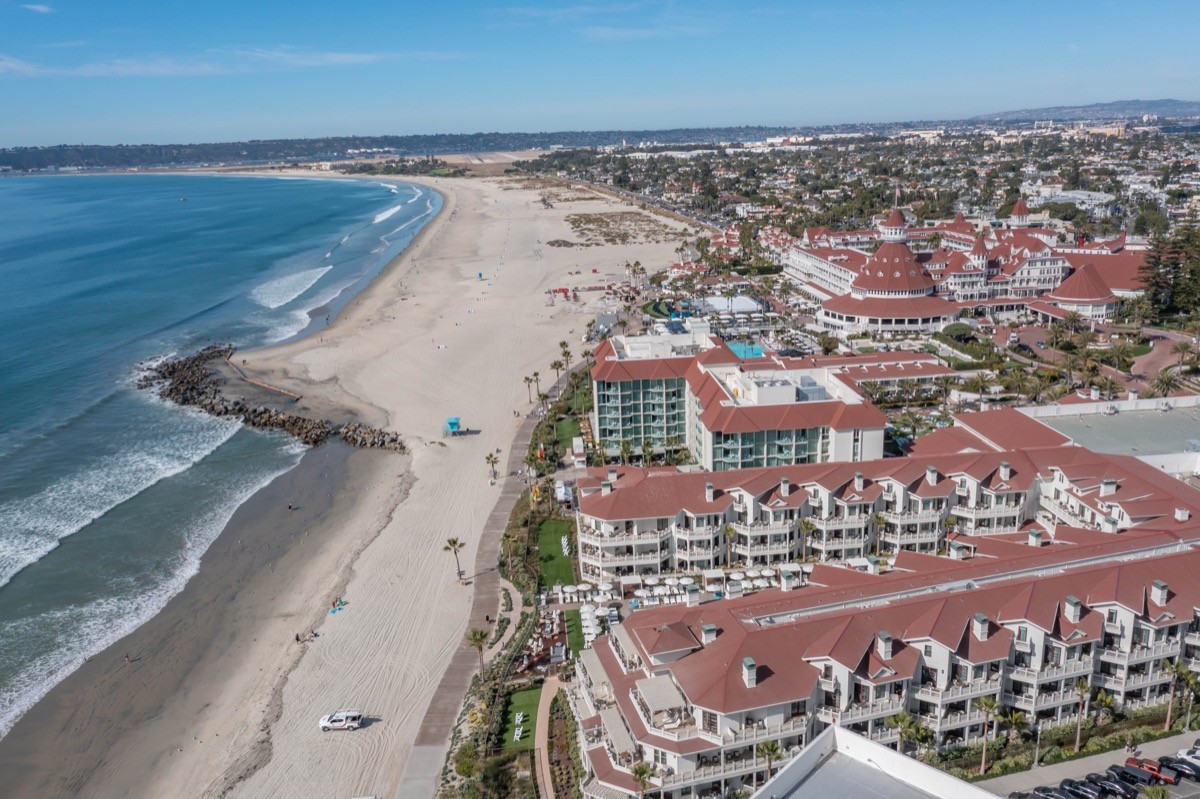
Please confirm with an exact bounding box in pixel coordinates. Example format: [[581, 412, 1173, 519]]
[[137, 344, 405, 452]]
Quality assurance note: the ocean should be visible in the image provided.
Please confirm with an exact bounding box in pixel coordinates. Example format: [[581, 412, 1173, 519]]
[[0, 173, 439, 735]]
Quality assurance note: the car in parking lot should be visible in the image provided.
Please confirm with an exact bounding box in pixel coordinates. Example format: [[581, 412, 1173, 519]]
[[1058, 778, 1103, 799], [1162, 755, 1200, 780], [1036, 341, 1047, 349], [1127, 756, 1179, 785], [1108, 763, 1157, 787], [1085, 772, 1137, 798], [1178, 747, 1200, 769], [1031, 787, 1073, 799]]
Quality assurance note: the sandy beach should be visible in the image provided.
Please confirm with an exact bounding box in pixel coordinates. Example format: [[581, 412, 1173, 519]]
[[0, 174, 695, 798]]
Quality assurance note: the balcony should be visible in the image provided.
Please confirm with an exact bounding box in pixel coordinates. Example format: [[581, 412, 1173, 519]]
[[1186, 629, 1200, 648], [882, 507, 944, 524], [1096, 670, 1172, 690], [882, 528, 943, 546], [1008, 657, 1094, 683], [813, 515, 870, 531], [731, 520, 794, 537], [818, 676, 837, 692], [726, 713, 809, 745], [594, 550, 665, 565], [675, 525, 721, 541], [1002, 687, 1078, 711], [920, 707, 989, 731], [1039, 496, 1101, 531], [827, 694, 907, 723], [658, 754, 773, 788], [733, 540, 794, 558], [1097, 639, 1181, 665], [579, 527, 671, 546], [957, 502, 1023, 520], [913, 675, 1002, 703]]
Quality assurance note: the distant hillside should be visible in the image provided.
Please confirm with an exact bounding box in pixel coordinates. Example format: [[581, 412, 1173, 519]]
[[0, 127, 791, 171], [971, 98, 1200, 122]]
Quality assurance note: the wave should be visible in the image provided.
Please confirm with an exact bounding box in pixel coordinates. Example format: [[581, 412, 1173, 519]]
[[249, 265, 332, 310], [0, 413, 241, 589], [372, 204, 406, 224], [0, 438, 306, 737], [405, 187, 422, 204]]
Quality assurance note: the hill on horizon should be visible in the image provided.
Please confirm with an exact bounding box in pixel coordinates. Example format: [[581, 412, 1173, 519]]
[[971, 98, 1200, 122]]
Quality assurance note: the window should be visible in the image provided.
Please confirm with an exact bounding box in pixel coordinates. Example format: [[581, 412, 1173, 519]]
[[1107, 609, 1118, 625], [923, 644, 933, 657], [1017, 626, 1028, 643]]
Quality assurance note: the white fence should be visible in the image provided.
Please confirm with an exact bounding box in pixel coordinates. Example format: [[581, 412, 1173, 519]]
[[1018, 394, 1200, 419]]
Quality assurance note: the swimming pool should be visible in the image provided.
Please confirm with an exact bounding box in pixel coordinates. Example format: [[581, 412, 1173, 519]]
[[729, 342, 764, 359]]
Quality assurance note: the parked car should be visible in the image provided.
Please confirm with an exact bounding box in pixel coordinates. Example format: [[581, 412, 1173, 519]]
[[1085, 772, 1137, 798], [1177, 746, 1200, 768], [1126, 756, 1176, 784], [1159, 755, 1199, 779], [1108, 764, 1157, 786], [1058, 779, 1103, 799], [1008, 793, 1033, 799], [1036, 341, 1047, 349], [318, 709, 363, 732], [1031, 787, 1073, 799]]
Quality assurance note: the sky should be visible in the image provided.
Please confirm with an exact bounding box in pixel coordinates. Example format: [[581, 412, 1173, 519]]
[[2, 0, 1199, 147]]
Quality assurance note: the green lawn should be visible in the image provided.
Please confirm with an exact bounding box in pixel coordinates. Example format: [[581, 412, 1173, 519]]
[[555, 417, 582, 456], [501, 686, 542, 752], [537, 519, 576, 589], [564, 609, 586, 655], [1131, 343, 1153, 357]]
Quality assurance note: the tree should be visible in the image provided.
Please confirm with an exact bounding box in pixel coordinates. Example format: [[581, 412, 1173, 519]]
[[630, 761, 653, 799], [620, 439, 634, 466], [550, 359, 564, 384], [756, 739, 783, 781], [872, 512, 887, 557], [798, 518, 817, 561], [524, 375, 534, 403], [641, 438, 654, 466], [816, 333, 839, 355], [933, 375, 958, 411], [1094, 376, 1122, 401], [1152, 367, 1183, 397], [997, 706, 1027, 743], [886, 711, 930, 758], [532, 371, 541, 396], [977, 695, 1000, 775], [1073, 679, 1091, 753], [1173, 340, 1195, 369], [963, 372, 993, 402], [444, 537, 465, 581], [467, 628, 489, 672], [485, 452, 499, 480], [1164, 657, 1193, 731]]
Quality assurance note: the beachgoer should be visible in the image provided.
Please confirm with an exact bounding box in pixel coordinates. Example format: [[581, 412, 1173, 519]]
[[295, 633, 301, 643], [287, 503, 293, 513], [123, 652, 130, 666]]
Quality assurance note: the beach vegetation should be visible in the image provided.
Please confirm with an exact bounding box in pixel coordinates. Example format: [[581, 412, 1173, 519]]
[[444, 537, 466, 581], [468, 628, 489, 672]]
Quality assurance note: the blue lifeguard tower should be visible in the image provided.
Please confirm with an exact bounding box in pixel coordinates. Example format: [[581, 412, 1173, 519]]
[[443, 416, 462, 437]]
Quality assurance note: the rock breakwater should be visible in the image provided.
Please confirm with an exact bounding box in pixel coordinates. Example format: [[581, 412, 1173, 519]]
[[137, 345, 405, 451]]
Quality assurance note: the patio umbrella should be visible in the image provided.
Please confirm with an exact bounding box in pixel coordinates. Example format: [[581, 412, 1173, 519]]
[[653, 586, 669, 596], [754, 578, 769, 588], [633, 588, 650, 598], [678, 576, 695, 586], [563, 585, 578, 594], [746, 569, 761, 578], [598, 582, 614, 592], [644, 576, 660, 586], [580, 604, 596, 615], [705, 583, 721, 592], [577, 582, 593, 592], [665, 577, 680, 586], [729, 572, 744, 581]]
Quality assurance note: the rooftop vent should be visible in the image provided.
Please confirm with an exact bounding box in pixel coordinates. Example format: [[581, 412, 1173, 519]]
[[701, 624, 717, 644], [999, 461, 1012, 481], [1175, 507, 1191, 523], [1100, 479, 1117, 497], [1151, 579, 1169, 606], [1028, 529, 1043, 548], [876, 631, 894, 659], [705, 482, 714, 503], [854, 472, 864, 492], [607, 467, 617, 483], [780, 477, 790, 498], [601, 480, 612, 496], [926, 465, 938, 486], [1065, 595, 1082, 624], [742, 657, 757, 688]]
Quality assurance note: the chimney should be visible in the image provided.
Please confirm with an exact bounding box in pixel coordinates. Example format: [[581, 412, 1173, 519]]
[[876, 631, 894, 659], [1028, 529, 1043, 547], [972, 612, 989, 641], [686, 584, 700, 606], [1128, 389, 1139, 401], [780, 477, 790, 497], [705, 482, 714, 503], [1065, 595, 1082, 623], [926, 465, 938, 486], [854, 471, 864, 492], [701, 623, 718, 644], [1175, 507, 1191, 523], [1090, 386, 1100, 401], [1151, 579, 1169, 606], [1100, 478, 1117, 497], [981, 398, 990, 412], [866, 555, 881, 575], [607, 467, 617, 483], [601, 480, 612, 496], [742, 657, 757, 688], [999, 461, 1012, 481]]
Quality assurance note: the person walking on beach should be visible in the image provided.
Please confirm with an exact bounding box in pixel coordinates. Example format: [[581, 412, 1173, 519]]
[[123, 652, 130, 666], [287, 503, 293, 513]]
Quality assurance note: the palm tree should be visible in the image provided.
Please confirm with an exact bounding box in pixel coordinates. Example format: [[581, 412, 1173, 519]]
[[976, 694, 1000, 775], [1164, 657, 1193, 731], [630, 761, 653, 799], [997, 706, 1028, 743], [550, 359, 564, 384], [1108, 340, 1136, 372], [872, 512, 887, 557], [537, 391, 550, 415], [886, 711, 929, 758], [897, 379, 921, 410], [798, 518, 816, 561], [1174, 340, 1195, 368], [1095, 375, 1122, 401], [756, 739, 783, 781], [619, 439, 634, 466], [1062, 310, 1086, 334], [467, 628, 489, 672], [1060, 352, 1081, 389], [1152, 367, 1183, 397], [933, 375, 958, 412], [444, 537, 465, 580], [532, 371, 541, 396], [1145, 786, 1171, 799], [485, 452, 499, 480], [523, 375, 534, 403], [641, 438, 654, 466], [1091, 689, 1116, 725], [1073, 679, 1091, 753], [1182, 667, 1200, 732], [560, 341, 572, 366]]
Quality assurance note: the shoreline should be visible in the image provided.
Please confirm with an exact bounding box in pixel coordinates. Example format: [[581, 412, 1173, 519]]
[[0, 172, 695, 798]]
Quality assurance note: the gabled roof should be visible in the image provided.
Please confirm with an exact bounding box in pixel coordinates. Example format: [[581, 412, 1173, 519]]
[[1047, 264, 1118, 304]]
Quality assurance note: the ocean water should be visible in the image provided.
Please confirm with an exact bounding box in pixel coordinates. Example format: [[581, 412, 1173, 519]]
[[0, 174, 440, 735]]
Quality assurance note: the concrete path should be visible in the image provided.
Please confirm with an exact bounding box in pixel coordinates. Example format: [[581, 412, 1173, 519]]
[[396, 368, 578, 799], [979, 728, 1200, 796], [485, 577, 523, 663], [534, 677, 563, 799]]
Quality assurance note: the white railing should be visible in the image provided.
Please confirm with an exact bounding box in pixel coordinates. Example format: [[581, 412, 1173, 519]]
[[596, 550, 664, 564], [913, 676, 1001, 702], [727, 714, 809, 745], [731, 520, 794, 536], [1098, 639, 1181, 664], [920, 707, 988, 730], [830, 695, 906, 722], [579, 528, 670, 546], [659, 755, 770, 787], [1008, 657, 1094, 683], [674, 525, 721, 541], [814, 515, 869, 531], [885, 529, 942, 545], [882, 508, 944, 524], [956, 503, 1023, 520]]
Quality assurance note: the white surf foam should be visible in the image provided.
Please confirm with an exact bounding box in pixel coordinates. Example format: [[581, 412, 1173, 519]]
[[0, 438, 306, 737], [405, 187, 422, 204], [0, 413, 241, 590], [372, 204, 405, 224], [249, 265, 332, 310]]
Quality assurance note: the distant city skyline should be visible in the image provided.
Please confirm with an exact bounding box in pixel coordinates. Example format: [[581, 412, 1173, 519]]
[[3, 0, 1199, 147]]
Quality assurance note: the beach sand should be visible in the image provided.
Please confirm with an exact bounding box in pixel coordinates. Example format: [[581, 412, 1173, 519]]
[[0, 175, 695, 798]]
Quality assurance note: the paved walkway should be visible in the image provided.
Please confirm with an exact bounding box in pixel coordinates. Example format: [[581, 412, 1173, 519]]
[[396, 368, 577, 799], [534, 676, 563, 799], [485, 577, 523, 664], [980, 728, 1200, 796]]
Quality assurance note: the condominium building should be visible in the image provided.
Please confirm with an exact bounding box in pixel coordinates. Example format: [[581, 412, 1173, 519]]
[[570, 477, 1200, 799], [574, 408, 1189, 580], [591, 327, 893, 470]]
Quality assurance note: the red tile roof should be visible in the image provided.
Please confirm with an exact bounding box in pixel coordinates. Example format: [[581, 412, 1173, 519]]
[[822, 292, 959, 319], [953, 408, 1072, 451], [1047, 264, 1118, 304]]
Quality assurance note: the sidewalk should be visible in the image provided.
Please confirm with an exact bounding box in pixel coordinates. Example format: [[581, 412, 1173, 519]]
[[980, 729, 1200, 796], [533, 677, 563, 799]]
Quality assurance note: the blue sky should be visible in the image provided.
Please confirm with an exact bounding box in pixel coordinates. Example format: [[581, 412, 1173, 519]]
[[2, 0, 1198, 146]]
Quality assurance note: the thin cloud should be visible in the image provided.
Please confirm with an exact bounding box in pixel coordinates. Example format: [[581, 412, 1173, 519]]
[[21, 4, 54, 13], [0, 55, 40, 75], [39, 40, 88, 49]]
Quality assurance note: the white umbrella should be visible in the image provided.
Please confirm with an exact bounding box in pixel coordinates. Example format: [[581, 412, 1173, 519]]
[[580, 604, 597, 614], [598, 582, 614, 592], [653, 586, 669, 596], [679, 576, 695, 586], [563, 585, 578, 594], [729, 572, 745, 581], [634, 588, 650, 598], [746, 569, 761, 578], [705, 582, 721, 592], [754, 578, 769, 588], [665, 577, 680, 586], [644, 576, 660, 586], [577, 582, 593, 591]]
